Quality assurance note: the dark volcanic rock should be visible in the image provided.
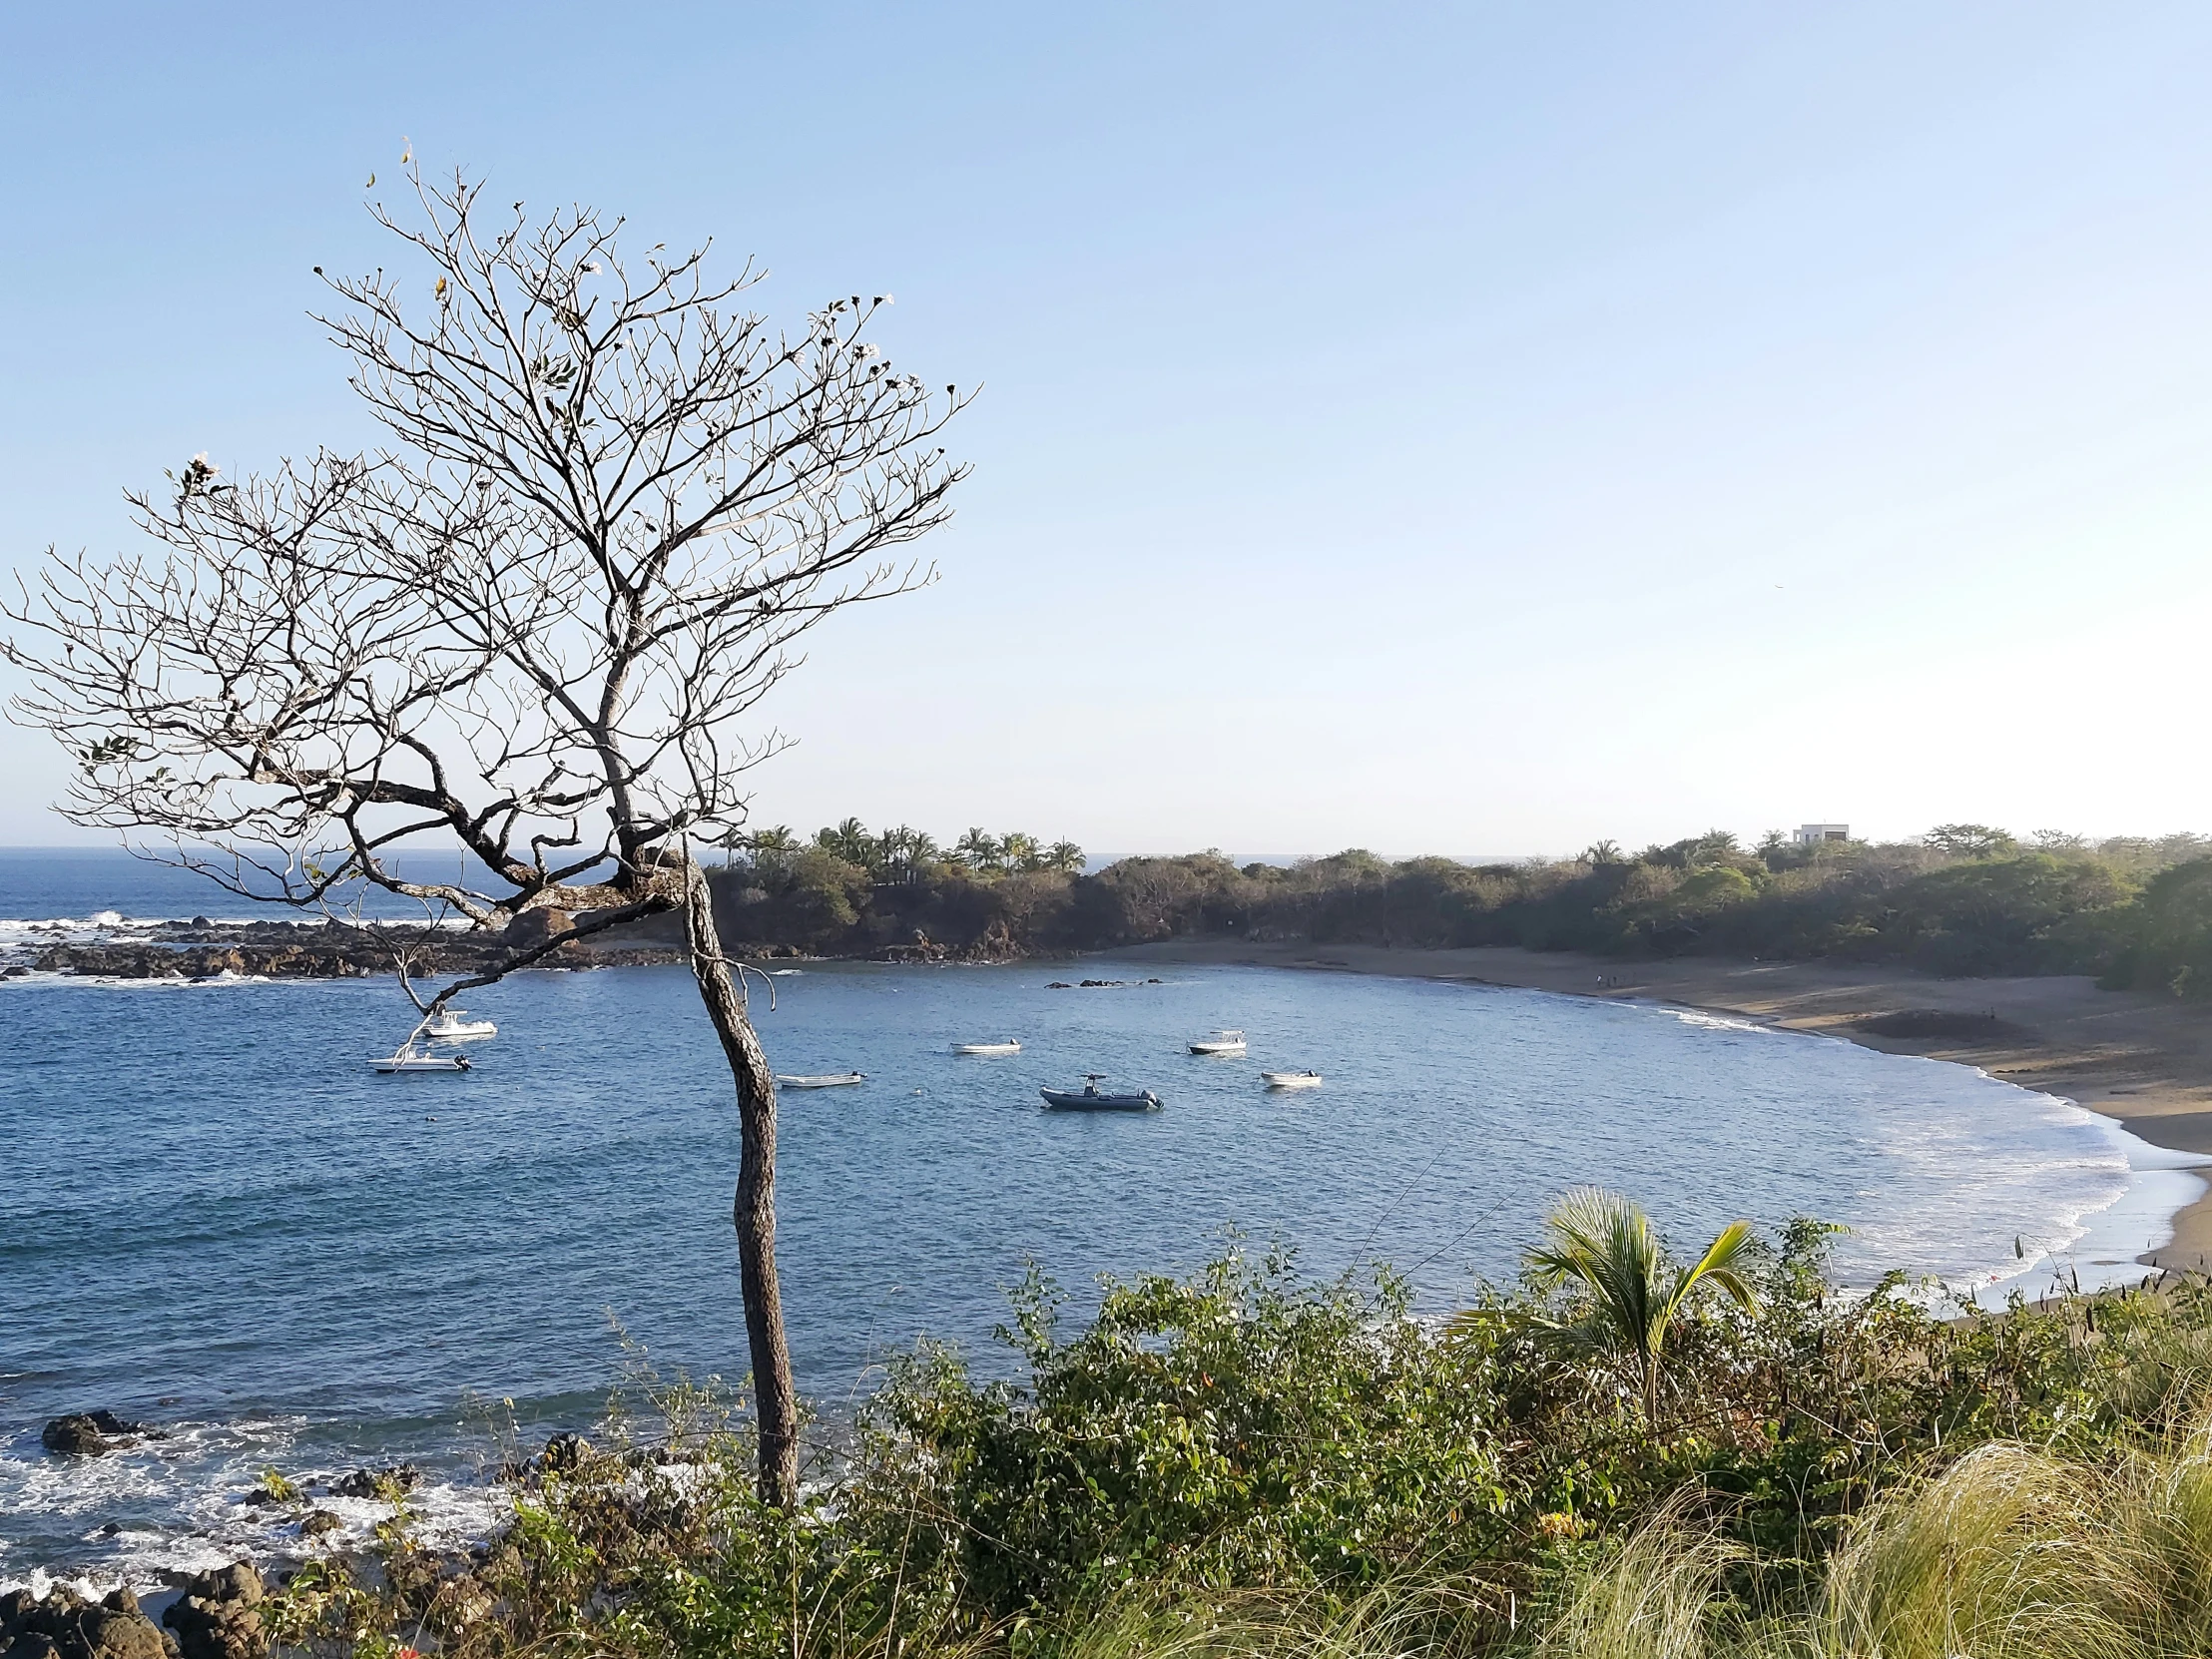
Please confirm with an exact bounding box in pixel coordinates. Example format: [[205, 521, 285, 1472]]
[[873, 940, 947, 963], [331, 1463, 419, 1498], [41, 1417, 108, 1455], [503, 906, 573, 950], [161, 1565, 264, 1659], [26, 913, 683, 981], [41, 1411, 146, 1455], [297, 1510, 342, 1539], [0, 1583, 167, 1659], [540, 1431, 590, 1473]]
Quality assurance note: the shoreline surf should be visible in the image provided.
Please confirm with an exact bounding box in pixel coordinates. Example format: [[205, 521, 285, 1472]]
[[1102, 939, 2212, 1283]]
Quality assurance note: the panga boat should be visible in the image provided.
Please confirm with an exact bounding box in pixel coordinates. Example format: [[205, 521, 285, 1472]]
[[1262, 1070, 1323, 1089], [424, 1009, 498, 1040], [777, 1072, 866, 1089], [371, 1044, 472, 1074], [1040, 1075, 1162, 1112], [952, 1039, 1021, 1056], [1188, 1029, 1248, 1055]]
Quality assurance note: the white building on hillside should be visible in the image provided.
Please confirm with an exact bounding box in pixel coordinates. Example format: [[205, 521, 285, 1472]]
[[1793, 824, 1851, 846]]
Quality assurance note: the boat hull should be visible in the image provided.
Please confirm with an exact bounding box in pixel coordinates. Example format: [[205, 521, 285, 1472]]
[[1262, 1072, 1323, 1089], [952, 1042, 1021, 1055], [778, 1073, 866, 1089], [1039, 1087, 1161, 1112], [1189, 1042, 1247, 1055]]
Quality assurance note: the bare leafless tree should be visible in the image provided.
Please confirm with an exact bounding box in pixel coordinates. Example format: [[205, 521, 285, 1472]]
[[2, 166, 970, 1505]]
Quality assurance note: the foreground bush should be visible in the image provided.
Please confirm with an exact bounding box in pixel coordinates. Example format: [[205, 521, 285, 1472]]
[[263, 1230, 2212, 1659]]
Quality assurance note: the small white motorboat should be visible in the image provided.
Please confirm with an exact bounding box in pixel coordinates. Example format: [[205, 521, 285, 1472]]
[[1188, 1029, 1248, 1056], [777, 1072, 866, 1089], [1262, 1070, 1323, 1090], [952, 1039, 1021, 1056], [371, 1044, 472, 1074], [424, 1009, 498, 1040]]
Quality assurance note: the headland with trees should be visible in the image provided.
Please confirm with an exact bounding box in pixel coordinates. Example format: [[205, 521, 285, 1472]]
[[711, 820, 2212, 999]]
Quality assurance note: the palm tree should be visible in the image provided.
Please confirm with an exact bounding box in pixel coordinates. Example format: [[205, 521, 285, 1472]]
[[954, 828, 1000, 871], [877, 825, 935, 883], [1000, 830, 1042, 872], [741, 825, 798, 874], [831, 817, 875, 868], [1523, 1187, 1758, 1421], [1045, 838, 1085, 874]]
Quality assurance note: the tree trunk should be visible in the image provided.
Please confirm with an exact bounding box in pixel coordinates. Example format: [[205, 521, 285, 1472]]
[[684, 861, 799, 1506]]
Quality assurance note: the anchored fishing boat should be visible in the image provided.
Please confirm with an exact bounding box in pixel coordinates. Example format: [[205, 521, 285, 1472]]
[[1262, 1070, 1323, 1089], [777, 1072, 866, 1089], [424, 1008, 497, 1040], [952, 1039, 1021, 1055], [1040, 1075, 1162, 1112], [1188, 1029, 1247, 1055], [370, 1044, 472, 1074]]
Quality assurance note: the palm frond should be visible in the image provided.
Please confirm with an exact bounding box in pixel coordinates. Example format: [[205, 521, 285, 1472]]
[[1673, 1219, 1761, 1318]]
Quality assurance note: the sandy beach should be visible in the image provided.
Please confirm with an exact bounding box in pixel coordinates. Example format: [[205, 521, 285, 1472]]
[[1103, 939, 2212, 1271]]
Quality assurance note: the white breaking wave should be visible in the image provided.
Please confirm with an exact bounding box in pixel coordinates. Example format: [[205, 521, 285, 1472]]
[[1, 970, 279, 991], [0, 1415, 510, 1597], [1639, 1000, 2195, 1301], [1665, 1008, 1773, 1034]]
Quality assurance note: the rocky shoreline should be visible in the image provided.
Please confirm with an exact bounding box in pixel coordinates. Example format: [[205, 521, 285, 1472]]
[[7, 1414, 640, 1659], [0, 1562, 266, 1659], [4, 918, 685, 981]]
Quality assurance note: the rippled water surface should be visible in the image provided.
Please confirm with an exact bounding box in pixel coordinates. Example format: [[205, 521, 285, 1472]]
[[0, 866, 2178, 1588]]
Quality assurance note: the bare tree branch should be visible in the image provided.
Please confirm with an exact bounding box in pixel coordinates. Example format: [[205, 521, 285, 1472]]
[[1, 163, 968, 1507]]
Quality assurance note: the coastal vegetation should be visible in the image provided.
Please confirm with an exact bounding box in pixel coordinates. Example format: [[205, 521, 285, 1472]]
[[713, 824, 2212, 996], [247, 1199, 2212, 1659]]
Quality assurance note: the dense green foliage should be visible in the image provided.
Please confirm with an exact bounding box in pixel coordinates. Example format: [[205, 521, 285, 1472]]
[[709, 823, 2212, 994], [268, 1216, 2212, 1659]]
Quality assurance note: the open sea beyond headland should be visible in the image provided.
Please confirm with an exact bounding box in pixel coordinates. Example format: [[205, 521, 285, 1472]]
[[0, 848, 2199, 1591]]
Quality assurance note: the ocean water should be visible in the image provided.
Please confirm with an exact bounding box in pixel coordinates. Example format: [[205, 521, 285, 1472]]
[[0, 852, 2194, 1591]]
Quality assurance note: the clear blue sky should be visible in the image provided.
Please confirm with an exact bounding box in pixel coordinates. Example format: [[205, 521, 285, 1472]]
[[4, 3, 2209, 854]]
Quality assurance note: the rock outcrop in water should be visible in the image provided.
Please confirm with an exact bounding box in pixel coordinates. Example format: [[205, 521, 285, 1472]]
[[22, 918, 682, 980], [0, 1584, 169, 1659], [330, 1463, 420, 1498], [40, 1411, 148, 1456]]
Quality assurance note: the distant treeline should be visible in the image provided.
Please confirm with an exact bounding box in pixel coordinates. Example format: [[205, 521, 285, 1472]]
[[708, 821, 2212, 996]]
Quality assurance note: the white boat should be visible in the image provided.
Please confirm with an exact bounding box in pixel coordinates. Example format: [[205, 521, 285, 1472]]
[[371, 1044, 472, 1074], [777, 1072, 866, 1089], [1188, 1029, 1248, 1056], [952, 1039, 1021, 1056], [1262, 1070, 1323, 1089], [424, 1009, 498, 1040]]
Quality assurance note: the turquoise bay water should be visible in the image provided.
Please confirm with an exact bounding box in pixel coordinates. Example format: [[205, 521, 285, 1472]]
[[0, 860, 2192, 1587]]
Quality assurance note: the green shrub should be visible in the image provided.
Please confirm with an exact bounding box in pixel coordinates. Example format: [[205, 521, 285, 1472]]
[[258, 1234, 2212, 1659]]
